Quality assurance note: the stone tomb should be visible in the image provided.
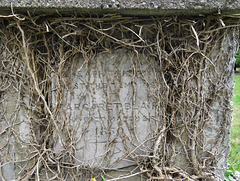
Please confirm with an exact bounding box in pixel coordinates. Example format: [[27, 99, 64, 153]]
[[53, 49, 160, 169]]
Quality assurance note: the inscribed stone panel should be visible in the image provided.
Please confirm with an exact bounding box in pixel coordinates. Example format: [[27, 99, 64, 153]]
[[53, 49, 160, 169]]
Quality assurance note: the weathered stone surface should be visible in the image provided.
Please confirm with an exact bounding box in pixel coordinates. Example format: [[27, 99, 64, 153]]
[[0, 0, 240, 15], [0, 14, 237, 180], [0, 88, 32, 181], [0, 0, 239, 9], [53, 49, 159, 169], [0, 89, 16, 181], [203, 28, 237, 179]]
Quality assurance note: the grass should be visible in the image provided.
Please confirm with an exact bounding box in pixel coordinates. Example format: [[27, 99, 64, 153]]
[[228, 70, 240, 171]]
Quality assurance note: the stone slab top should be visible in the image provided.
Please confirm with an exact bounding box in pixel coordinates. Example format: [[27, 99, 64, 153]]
[[0, 0, 240, 16]]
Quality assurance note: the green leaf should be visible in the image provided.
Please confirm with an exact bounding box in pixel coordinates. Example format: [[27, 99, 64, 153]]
[[228, 165, 235, 172], [101, 175, 106, 181]]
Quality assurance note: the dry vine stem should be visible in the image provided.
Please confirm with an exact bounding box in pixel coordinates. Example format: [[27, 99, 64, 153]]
[[0, 13, 239, 181]]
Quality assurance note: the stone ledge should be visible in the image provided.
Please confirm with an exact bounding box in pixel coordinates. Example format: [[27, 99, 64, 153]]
[[0, 0, 240, 16], [0, 0, 240, 9]]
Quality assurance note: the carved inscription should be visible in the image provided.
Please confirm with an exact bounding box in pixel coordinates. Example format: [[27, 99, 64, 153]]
[[54, 50, 160, 168]]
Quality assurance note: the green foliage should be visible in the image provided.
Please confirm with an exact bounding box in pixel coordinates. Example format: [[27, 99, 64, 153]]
[[236, 49, 240, 67], [225, 165, 237, 181], [236, 42, 240, 67], [232, 76, 240, 107], [227, 75, 240, 175], [233, 76, 240, 96], [101, 176, 106, 181]]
